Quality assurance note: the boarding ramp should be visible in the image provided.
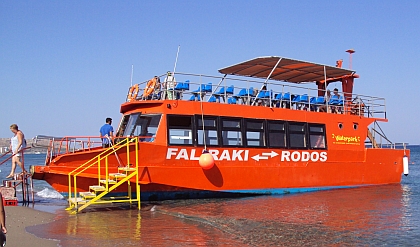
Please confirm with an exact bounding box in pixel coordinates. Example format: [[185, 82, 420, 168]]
[[66, 137, 140, 214]]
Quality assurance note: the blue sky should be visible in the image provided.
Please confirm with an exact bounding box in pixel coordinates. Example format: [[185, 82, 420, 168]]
[[1, 1, 419, 144]]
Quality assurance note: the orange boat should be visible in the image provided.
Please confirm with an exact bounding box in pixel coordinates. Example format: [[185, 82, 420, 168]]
[[31, 55, 410, 207]]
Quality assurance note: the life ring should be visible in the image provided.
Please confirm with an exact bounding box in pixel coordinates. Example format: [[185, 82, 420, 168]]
[[128, 84, 139, 101], [143, 77, 157, 98]]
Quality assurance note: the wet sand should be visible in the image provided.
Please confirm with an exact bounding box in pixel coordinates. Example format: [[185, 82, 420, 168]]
[[5, 206, 59, 247]]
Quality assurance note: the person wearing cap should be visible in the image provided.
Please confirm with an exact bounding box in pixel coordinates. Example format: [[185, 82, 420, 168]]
[[164, 71, 177, 100], [100, 118, 114, 148]]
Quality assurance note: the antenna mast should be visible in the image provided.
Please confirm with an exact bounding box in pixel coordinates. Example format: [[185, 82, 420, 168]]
[[346, 49, 355, 70], [130, 64, 133, 87], [173, 45, 180, 74]]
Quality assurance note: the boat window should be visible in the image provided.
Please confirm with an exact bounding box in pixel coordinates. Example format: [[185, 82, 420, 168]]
[[309, 124, 326, 149], [168, 115, 193, 145], [245, 119, 265, 147], [267, 120, 287, 148], [221, 118, 243, 146], [116, 114, 131, 137], [122, 113, 161, 142], [197, 116, 219, 146], [288, 122, 307, 149]]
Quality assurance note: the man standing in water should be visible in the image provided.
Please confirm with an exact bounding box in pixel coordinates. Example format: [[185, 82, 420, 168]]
[[7, 124, 26, 178], [100, 118, 114, 148]]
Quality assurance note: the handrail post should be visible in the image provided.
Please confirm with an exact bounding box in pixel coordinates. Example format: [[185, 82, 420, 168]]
[[68, 173, 72, 206], [126, 137, 130, 166], [98, 155, 101, 184], [73, 175, 77, 208], [105, 157, 109, 190], [136, 137, 140, 209]]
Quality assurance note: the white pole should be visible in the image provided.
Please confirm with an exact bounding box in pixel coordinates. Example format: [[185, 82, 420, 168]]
[[173, 45, 180, 74], [130, 64, 134, 87]]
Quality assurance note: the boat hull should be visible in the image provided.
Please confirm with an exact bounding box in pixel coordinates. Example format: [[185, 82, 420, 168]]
[[31, 146, 408, 201]]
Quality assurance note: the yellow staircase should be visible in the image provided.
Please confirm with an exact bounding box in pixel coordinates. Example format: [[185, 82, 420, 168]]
[[66, 137, 140, 214]]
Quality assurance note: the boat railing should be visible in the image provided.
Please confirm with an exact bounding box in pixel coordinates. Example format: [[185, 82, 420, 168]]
[[365, 120, 408, 149], [127, 72, 386, 119], [33, 135, 104, 164]]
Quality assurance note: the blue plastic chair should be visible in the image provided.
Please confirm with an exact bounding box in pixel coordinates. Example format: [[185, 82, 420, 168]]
[[204, 83, 212, 92], [182, 80, 190, 90], [292, 95, 301, 103], [279, 92, 291, 108], [309, 97, 317, 111], [228, 97, 237, 104], [271, 93, 281, 107], [226, 85, 234, 94], [236, 88, 247, 97], [192, 84, 207, 93], [329, 95, 344, 113], [316, 96, 325, 105], [208, 95, 217, 102], [329, 95, 344, 105], [299, 94, 309, 103], [233, 88, 247, 103], [174, 83, 184, 91], [256, 90, 266, 99], [281, 92, 291, 101]]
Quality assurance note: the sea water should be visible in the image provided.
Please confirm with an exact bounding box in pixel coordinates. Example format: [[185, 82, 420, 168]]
[[7, 147, 420, 246]]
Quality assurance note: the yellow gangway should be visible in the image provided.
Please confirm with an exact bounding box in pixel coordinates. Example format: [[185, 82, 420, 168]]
[[66, 137, 140, 214]]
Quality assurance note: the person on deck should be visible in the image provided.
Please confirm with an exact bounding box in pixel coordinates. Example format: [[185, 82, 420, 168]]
[[319, 90, 331, 112], [7, 124, 27, 179], [100, 118, 114, 148], [331, 88, 341, 113], [164, 71, 177, 100], [153, 76, 162, 99]]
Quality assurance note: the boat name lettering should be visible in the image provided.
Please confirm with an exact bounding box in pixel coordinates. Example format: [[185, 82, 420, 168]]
[[166, 148, 249, 161], [280, 151, 327, 162], [166, 149, 327, 162]]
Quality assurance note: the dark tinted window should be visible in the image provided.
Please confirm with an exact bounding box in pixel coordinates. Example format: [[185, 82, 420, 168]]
[[168, 115, 193, 145], [289, 122, 307, 148], [268, 121, 287, 148], [221, 118, 242, 146], [246, 119, 265, 147]]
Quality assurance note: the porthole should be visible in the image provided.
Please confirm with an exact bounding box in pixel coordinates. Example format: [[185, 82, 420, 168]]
[[338, 123, 343, 129], [353, 123, 358, 130]]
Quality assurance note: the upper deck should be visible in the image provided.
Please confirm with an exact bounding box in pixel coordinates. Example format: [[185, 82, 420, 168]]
[[125, 56, 386, 120]]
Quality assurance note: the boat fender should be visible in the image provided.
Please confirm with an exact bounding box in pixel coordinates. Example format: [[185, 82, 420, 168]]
[[199, 150, 214, 170], [143, 78, 157, 98], [403, 155, 409, 176], [128, 84, 139, 101]]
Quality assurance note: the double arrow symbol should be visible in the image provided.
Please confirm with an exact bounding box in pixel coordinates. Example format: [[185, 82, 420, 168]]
[[251, 151, 279, 161]]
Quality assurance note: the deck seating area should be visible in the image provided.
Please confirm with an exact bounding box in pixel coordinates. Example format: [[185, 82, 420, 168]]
[[130, 73, 385, 117]]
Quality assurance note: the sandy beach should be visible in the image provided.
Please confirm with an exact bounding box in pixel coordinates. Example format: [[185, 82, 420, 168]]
[[5, 206, 59, 247]]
